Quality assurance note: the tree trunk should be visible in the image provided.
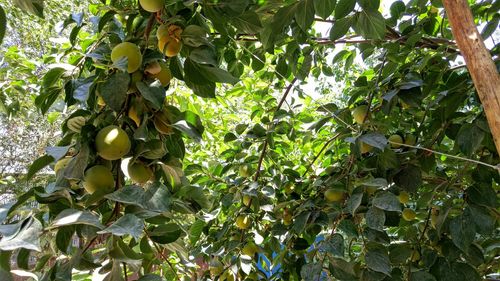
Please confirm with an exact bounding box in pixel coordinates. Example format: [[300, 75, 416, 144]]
[[442, 0, 500, 155]]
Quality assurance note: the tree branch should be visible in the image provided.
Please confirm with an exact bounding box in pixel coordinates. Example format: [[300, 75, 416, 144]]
[[254, 78, 298, 181]]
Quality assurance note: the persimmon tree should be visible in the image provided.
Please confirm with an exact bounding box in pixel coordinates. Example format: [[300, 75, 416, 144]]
[[0, 0, 498, 281]]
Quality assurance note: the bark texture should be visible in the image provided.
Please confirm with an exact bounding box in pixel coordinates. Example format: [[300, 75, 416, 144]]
[[443, 0, 500, 154]]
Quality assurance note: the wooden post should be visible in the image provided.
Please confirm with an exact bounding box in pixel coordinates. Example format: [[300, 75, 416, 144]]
[[442, 0, 500, 155]]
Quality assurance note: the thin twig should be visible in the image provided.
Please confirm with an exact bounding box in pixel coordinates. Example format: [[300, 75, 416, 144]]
[[362, 52, 387, 124], [388, 141, 499, 171], [123, 262, 128, 281], [254, 78, 298, 181], [302, 133, 342, 177]]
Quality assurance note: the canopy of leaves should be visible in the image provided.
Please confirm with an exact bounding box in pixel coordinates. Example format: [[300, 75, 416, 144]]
[[0, 0, 499, 281]]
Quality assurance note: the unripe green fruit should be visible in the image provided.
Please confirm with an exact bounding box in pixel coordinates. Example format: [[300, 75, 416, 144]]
[[111, 42, 142, 73], [239, 164, 252, 177], [95, 125, 131, 160], [128, 161, 153, 184], [398, 191, 410, 204], [139, 0, 164, 12], [242, 195, 252, 207], [360, 141, 373, 154], [405, 134, 417, 146], [83, 165, 115, 195], [388, 134, 403, 148], [402, 208, 416, 221], [352, 105, 368, 124], [235, 215, 251, 229], [324, 189, 344, 202]]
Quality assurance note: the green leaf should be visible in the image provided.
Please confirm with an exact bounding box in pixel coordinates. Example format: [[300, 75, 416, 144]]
[[355, 10, 386, 39], [357, 0, 380, 10], [455, 123, 484, 157], [335, 0, 356, 19], [322, 233, 344, 257], [42, 67, 65, 89], [231, 11, 263, 33], [98, 72, 129, 112], [314, 0, 336, 19], [366, 207, 385, 231], [143, 183, 172, 213], [410, 271, 437, 281], [0, 6, 6, 45], [52, 209, 105, 229], [359, 133, 387, 150], [466, 184, 497, 208], [295, 0, 315, 31], [372, 192, 400, 211], [329, 258, 358, 280], [149, 223, 182, 244], [0, 251, 13, 281], [137, 274, 166, 281], [55, 226, 74, 254], [390, 1, 406, 18], [12, 0, 44, 18], [106, 185, 146, 207], [27, 155, 54, 181], [449, 211, 475, 252], [0, 218, 42, 252], [467, 204, 495, 235], [345, 193, 363, 215], [365, 244, 391, 275], [98, 214, 144, 241], [197, 64, 239, 85], [292, 212, 311, 234], [45, 146, 70, 161], [137, 81, 165, 110], [329, 17, 352, 40], [189, 220, 206, 244], [393, 165, 422, 193]]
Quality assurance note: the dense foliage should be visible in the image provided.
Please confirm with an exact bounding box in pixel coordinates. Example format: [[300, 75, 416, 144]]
[[0, 0, 498, 281]]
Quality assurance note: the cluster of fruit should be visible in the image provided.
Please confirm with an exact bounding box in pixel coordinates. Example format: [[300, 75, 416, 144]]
[[351, 105, 417, 153], [54, 0, 183, 196]]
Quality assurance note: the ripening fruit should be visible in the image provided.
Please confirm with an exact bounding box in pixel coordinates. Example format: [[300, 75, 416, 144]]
[[54, 157, 72, 174], [388, 134, 403, 148], [139, 0, 164, 12], [241, 242, 259, 256], [283, 209, 293, 225], [284, 182, 295, 194], [83, 165, 115, 195], [431, 208, 439, 228], [324, 189, 344, 202], [111, 42, 142, 73], [402, 208, 416, 221], [360, 141, 373, 154], [128, 105, 141, 127], [150, 61, 172, 86], [145, 61, 161, 75], [128, 161, 153, 184], [157, 25, 183, 57], [398, 191, 410, 204], [410, 250, 421, 262], [235, 215, 251, 229], [158, 36, 182, 57], [239, 164, 252, 178], [405, 134, 417, 146], [97, 94, 106, 107], [352, 105, 368, 124], [242, 195, 252, 207], [95, 125, 131, 160]]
